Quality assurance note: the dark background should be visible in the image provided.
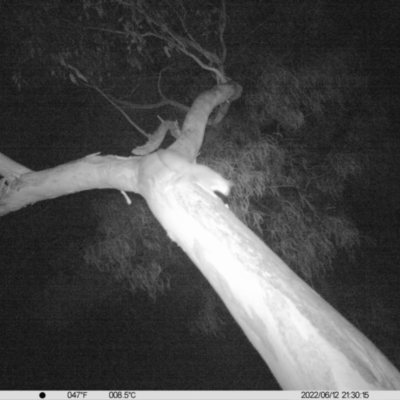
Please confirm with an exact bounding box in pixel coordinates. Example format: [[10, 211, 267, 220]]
[[0, 0, 399, 390]]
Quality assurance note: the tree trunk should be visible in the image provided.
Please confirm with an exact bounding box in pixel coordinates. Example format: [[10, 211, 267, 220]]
[[1, 82, 399, 389], [139, 168, 400, 389], [136, 83, 400, 390]]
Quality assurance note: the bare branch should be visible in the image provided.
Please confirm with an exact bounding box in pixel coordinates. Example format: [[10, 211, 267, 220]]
[[0, 154, 141, 216], [155, 66, 190, 113], [86, 1, 228, 82], [132, 119, 180, 156], [167, 0, 205, 55], [89, 84, 149, 139], [115, 97, 189, 114], [219, 0, 227, 64], [142, 31, 225, 82]]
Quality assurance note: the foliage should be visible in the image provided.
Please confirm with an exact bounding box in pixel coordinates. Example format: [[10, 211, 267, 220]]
[[84, 193, 171, 301], [189, 288, 225, 336], [8, 0, 225, 93], [201, 134, 361, 281], [200, 50, 369, 281], [83, 192, 231, 334]]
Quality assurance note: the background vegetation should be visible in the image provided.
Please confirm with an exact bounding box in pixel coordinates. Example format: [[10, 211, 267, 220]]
[[0, 0, 399, 389]]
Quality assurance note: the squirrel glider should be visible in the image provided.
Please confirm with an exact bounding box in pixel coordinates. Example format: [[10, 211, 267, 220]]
[[156, 149, 232, 198]]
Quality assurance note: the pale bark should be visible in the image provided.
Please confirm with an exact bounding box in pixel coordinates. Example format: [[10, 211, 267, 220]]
[[1, 82, 399, 389], [138, 163, 400, 389], [135, 82, 400, 390], [0, 154, 141, 216]]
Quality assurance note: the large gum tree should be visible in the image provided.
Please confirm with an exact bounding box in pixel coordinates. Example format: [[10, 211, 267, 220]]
[[1, 0, 399, 390]]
